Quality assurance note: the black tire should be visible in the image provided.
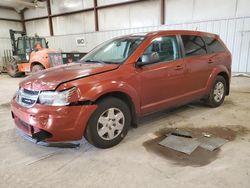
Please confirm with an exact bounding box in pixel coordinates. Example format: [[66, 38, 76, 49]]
[[85, 97, 131, 148], [7, 58, 24, 77], [32, 64, 44, 73], [206, 75, 226, 108]]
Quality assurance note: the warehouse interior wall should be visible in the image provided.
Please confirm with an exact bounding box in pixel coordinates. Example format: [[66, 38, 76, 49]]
[[0, 0, 250, 72], [0, 8, 23, 62]]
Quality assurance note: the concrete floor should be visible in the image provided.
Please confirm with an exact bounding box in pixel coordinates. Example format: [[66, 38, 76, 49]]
[[0, 73, 250, 188]]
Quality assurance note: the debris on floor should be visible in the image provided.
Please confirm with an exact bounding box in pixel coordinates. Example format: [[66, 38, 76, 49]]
[[159, 129, 228, 154], [159, 135, 199, 155], [170, 129, 193, 138], [143, 126, 249, 166], [197, 137, 228, 151]]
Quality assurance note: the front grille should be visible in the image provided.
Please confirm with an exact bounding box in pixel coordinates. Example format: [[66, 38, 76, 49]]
[[16, 88, 39, 108], [23, 88, 39, 95]]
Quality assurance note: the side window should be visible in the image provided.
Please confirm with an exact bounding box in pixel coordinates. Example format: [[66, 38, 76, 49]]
[[181, 35, 207, 57], [141, 36, 180, 65], [202, 37, 225, 53]]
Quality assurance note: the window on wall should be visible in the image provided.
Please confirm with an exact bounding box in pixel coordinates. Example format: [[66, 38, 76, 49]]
[[142, 36, 180, 64], [181, 35, 207, 57], [202, 37, 226, 53]]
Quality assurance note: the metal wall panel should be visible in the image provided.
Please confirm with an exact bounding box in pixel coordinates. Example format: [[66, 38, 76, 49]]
[[50, 0, 93, 15], [165, 0, 194, 24], [98, 0, 160, 31], [97, 0, 133, 6], [0, 8, 21, 20], [165, 0, 250, 24], [52, 12, 95, 35], [25, 19, 50, 37], [0, 20, 23, 37], [24, 6, 48, 19], [236, 0, 250, 17], [47, 16, 250, 72], [193, 0, 237, 21]]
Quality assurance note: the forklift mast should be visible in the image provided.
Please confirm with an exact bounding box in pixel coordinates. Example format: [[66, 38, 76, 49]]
[[9, 29, 26, 56]]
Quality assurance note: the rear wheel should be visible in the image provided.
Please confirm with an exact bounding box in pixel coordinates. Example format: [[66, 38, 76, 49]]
[[7, 58, 24, 77], [32, 64, 44, 73], [206, 75, 226, 107], [85, 97, 131, 148]]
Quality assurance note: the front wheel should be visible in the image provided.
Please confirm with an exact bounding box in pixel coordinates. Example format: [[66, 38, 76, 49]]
[[206, 75, 226, 107], [85, 97, 131, 148]]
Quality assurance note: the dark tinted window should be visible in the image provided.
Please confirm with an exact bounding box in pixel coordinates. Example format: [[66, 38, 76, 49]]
[[181, 35, 207, 57], [202, 37, 225, 53], [141, 36, 180, 64]]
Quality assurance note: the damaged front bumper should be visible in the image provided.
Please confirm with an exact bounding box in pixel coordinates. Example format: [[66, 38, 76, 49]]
[[16, 129, 82, 148], [11, 98, 97, 145]]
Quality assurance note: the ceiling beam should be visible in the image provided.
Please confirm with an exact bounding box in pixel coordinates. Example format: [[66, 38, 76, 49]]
[[0, 18, 21, 22], [97, 0, 148, 9]]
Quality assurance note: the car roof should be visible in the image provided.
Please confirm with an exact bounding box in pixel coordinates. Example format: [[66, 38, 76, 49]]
[[131, 30, 219, 38]]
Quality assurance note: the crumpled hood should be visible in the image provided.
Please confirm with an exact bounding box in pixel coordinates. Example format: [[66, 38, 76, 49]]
[[20, 63, 119, 91]]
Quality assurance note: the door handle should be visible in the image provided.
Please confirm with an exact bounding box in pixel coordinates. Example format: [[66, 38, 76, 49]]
[[174, 65, 184, 70], [208, 59, 214, 64]]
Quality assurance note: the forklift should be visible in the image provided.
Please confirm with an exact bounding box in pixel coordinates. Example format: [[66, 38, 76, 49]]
[[2, 30, 87, 77], [5, 29, 51, 77]]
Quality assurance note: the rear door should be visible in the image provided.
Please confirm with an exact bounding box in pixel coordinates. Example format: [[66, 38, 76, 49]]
[[202, 36, 229, 69], [180, 35, 213, 94], [137, 35, 186, 114]]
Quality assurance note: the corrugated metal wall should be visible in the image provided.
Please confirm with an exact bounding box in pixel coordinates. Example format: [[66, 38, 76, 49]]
[[1, 0, 250, 73], [46, 16, 250, 73]]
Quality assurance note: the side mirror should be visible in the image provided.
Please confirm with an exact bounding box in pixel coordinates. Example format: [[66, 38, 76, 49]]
[[46, 41, 49, 48], [137, 52, 159, 67]]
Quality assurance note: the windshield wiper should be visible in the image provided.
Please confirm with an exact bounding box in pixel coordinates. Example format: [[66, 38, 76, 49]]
[[84, 59, 105, 64], [102, 61, 121, 65], [84, 59, 120, 65]]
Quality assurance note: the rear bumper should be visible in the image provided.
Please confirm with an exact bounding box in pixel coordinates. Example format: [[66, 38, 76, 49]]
[[11, 98, 97, 142]]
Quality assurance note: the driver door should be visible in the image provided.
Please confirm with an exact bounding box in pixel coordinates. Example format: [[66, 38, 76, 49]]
[[136, 35, 186, 114]]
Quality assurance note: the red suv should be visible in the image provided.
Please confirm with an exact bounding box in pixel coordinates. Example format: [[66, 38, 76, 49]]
[[11, 30, 231, 148]]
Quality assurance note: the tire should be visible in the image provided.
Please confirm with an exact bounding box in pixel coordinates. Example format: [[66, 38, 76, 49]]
[[32, 64, 44, 73], [7, 58, 24, 77], [206, 75, 226, 108], [85, 97, 131, 148]]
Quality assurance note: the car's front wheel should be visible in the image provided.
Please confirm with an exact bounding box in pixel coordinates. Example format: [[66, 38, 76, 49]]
[[85, 97, 131, 148], [206, 75, 226, 107]]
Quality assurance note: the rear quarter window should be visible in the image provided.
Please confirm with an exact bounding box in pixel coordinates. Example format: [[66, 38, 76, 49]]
[[181, 35, 207, 57], [202, 36, 226, 54]]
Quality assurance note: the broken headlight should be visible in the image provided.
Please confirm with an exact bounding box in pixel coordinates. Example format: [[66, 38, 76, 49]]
[[39, 87, 77, 106]]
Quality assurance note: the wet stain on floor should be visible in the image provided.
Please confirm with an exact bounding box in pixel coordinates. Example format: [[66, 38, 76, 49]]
[[0, 102, 11, 109], [143, 126, 250, 167]]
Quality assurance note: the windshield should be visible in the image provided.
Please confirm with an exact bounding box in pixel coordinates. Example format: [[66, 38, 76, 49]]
[[80, 36, 145, 64], [30, 38, 47, 48]]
